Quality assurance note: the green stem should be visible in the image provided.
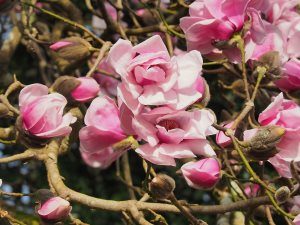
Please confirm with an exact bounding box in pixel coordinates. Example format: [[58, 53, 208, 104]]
[[234, 35, 250, 101], [203, 60, 228, 66], [265, 190, 295, 220], [229, 134, 275, 194]]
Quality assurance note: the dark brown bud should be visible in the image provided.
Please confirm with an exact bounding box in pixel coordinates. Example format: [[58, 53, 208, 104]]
[[0, 103, 9, 117], [212, 39, 234, 50], [15, 117, 49, 148], [51, 76, 81, 103], [254, 51, 282, 79], [34, 189, 55, 205], [243, 126, 285, 161], [275, 186, 290, 204], [149, 174, 175, 199], [50, 37, 92, 61]]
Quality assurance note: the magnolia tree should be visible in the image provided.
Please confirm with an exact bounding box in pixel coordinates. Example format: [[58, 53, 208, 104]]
[[0, 0, 300, 224]]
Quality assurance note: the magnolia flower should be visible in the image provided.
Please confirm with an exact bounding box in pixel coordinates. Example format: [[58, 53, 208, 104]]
[[37, 197, 72, 222], [108, 35, 205, 114], [275, 59, 300, 91], [19, 84, 76, 138], [79, 96, 128, 169], [179, 0, 266, 60], [244, 183, 260, 197], [181, 158, 221, 189], [71, 77, 100, 102], [134, 107, 217, 166], [216, 121, 235, 148], [80, 147, 123, 169], [294, 214, 300, 225]]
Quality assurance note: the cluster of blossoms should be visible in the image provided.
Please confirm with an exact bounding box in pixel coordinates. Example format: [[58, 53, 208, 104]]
[[180, 0, 300, 90], [18, 35, 222, 191], [80, 35, 222, 188], [2, 0, 300, 223]]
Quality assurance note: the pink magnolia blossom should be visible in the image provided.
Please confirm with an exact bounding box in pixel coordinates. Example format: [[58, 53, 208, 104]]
[[181, 158, 221, 189], [80, 147, 124, 169], [266, 0, 300, 23], [277, 17, 300, 59], [294, 214, 300, 225], [108, 35, 205, 114], [275, 59, 300, 91], [215, 121, 234, 148], [37, 197, 71, 222], [134, 107, 217, 166], [179, 0, 266, 57], [70, 77, 100, 102], [19, 84, 76, 138], [49, 41, 72, 51], [93, 57, 119, 97], [79, 96, 127, 169], [244, 93, 300, 178], [250, 23, 286, 61], [244, 183, 260, 197], [291, 196, 300, 214]]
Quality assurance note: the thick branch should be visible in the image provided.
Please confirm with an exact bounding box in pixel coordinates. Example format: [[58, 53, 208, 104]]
[[0, 149, 36, 164], [43, 141, 272, 214]]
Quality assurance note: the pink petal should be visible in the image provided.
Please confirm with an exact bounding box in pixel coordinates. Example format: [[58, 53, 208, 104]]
[[19, 83, 48, 108], [135, 143, 176, 166]]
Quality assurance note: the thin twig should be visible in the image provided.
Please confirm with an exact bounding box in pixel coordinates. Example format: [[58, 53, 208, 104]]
[[21, 2, 105, 45], [86, 42, 111, 77]]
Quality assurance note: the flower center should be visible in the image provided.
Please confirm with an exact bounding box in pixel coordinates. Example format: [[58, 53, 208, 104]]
[[158, 119, 180, 131]]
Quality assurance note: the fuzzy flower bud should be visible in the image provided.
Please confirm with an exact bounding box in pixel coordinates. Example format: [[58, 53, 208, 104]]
[[149, 174, 175, 200], [50, 37, 92, 61], [243, 126, 285, 161], [275, 186, 290, 204], [181, 158, 221, 189]]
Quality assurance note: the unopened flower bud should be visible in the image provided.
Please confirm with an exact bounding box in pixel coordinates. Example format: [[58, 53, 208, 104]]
[[275, 186, 290, 204], [71, 77, 100, 102], [34, 189, 55, 205], [50, 37, 92, 61], [244, 183, 260, 198], [0, 103, 9, 117], [37, 196, 72, 223], [181, 158, 221, 189], [243, 126, 285, 161], [51, 76, 81, 102], [255, 51, 281, 78], [149, 174, 175, 199]]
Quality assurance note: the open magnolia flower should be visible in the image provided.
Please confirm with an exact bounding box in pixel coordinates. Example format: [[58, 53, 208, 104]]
[[108, 35, 205, 114], [79, 96, 129, 169], [180, 0, 267, 59], [19, 84, 77, 138], [134, 106, 217, 166]]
